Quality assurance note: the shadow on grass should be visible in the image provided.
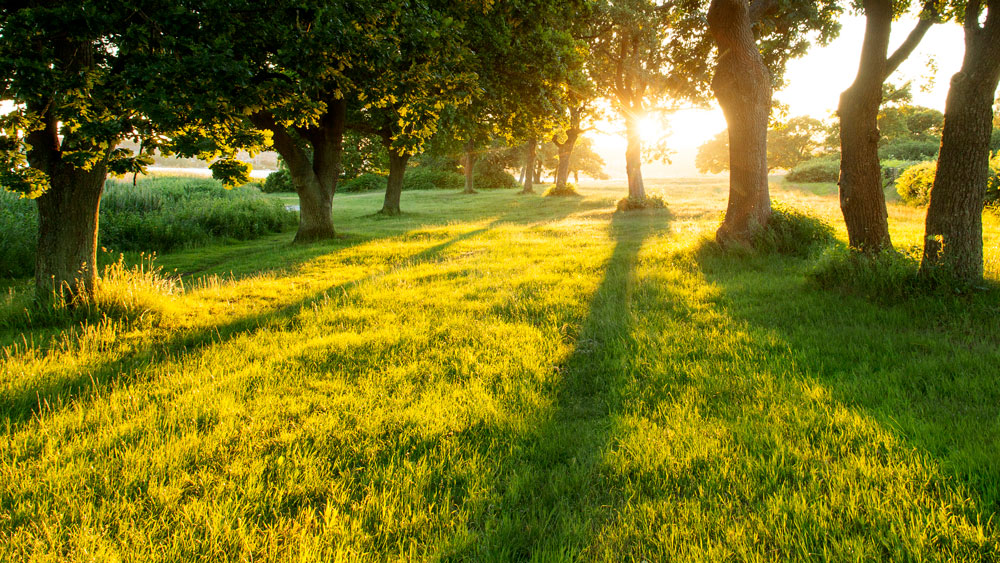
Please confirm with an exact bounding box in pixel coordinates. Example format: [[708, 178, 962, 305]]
[[443, 208, 673, 558], [692, 245, 1000, 518], [0, 198, 624, 431]]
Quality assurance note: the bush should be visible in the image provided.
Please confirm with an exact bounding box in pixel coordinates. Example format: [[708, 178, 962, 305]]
[[0, 190, 37, 278], [617, 193, 667, 211], [340, 173, 387, 193], [895, 161, 936, 205], [786, 157, 840, 183], [987, 152, 1000, 207], [543, 183, 581, 197], [402, 167, 464, 191], [752, 201, 837, 257], [473, 163, 519, 190], [879, 139, 940, 161], [262, 168, 295, 193]]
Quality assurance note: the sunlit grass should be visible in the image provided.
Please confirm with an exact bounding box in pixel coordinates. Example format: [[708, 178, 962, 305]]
[[1, 180, 998, 560]]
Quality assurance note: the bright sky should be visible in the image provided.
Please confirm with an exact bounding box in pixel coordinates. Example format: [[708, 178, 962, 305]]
[[590, 15, 968, 179]]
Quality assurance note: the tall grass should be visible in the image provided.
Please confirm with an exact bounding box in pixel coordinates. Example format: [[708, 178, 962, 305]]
[[0, 178, 297, 279]]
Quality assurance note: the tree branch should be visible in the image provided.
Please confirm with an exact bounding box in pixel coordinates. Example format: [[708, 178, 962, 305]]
[[884, 5, 937, 76]]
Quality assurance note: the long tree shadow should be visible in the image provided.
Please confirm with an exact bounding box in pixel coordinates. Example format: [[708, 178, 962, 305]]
[[0, 199, 619, 431], [440, 208, 674, 558], [693, 247, 1000, 519]]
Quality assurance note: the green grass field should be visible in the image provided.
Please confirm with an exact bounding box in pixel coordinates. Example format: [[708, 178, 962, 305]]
[[2, 178, 999, 560]]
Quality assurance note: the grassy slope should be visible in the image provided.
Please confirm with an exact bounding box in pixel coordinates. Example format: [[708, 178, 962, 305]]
[[2, 179, 999, 561]]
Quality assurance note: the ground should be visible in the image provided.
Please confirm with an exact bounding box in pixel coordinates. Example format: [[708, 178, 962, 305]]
[[1, 178, 999, 560]]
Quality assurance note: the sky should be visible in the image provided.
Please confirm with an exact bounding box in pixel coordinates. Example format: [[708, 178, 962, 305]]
[[589, 15, 968, 179]]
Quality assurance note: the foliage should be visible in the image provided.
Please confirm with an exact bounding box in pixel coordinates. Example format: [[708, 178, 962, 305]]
[[474, 162, 520, 190], [543, 183, 581, 197], [262, 168, 296, 194], [989, 152, 1000, 206], [895, 161, 937, 205], [0, 191, 36, 277], [697, 116, 827, 173], [340, 173, 389, 193], [616, 193, 667, 211], [879, 138, 940, 161], [786, 157, 841, 183], [752, 202, 837, 257], [403, 167, 465, 191]]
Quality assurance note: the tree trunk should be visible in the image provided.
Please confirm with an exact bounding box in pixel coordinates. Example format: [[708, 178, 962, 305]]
[[34, 164, 107, 298], [521, 139, 537, 194], [555, 130, 579, 190], [574, 170, 579, 184], [518, 162, 527, 186], [624, 110, 646, 200], [381, 149, 409, 215], [251, 102, 345, 243], [921, 7, 1000, 283], [534, 160, 542, 184], [837, 0, 893, 253], [461, 141, 478, 194], [708, 0, 773, 246]]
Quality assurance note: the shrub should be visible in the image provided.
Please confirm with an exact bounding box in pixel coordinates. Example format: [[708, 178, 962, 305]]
[[752, 201, 837, 257], [895, 161, 936, 205], [402, 167, 464, 191], [474, 164, 519, 190], [879, 139, 940, 161], [543, 183, 581, 197], [0, 190, 37, 278], [987, 152, 1000, 207], [786, 157, 840, 183], [262, 168, 295, 193], [617, 193, 667, 211], [340, 173, 387, 192]]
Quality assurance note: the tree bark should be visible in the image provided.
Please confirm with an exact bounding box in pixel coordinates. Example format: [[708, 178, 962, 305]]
[[921, 2, 1000, 283], [381, 148, 409, 215], [462, 140, 478, 194], [837, 0, 894, 253], [838, 1, 935, 253], [521, 139, 537, 194], [708, 0, 773, 246], [251, 100, 345, 242], [554, 131, 580, 191], [624, 109, 646, 200], [33, 164, 107, 298]]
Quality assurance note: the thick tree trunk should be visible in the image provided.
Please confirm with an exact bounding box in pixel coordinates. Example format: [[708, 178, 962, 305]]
[[381, 149, 409, 215], [534, 161, 542, 184], [837, 0, 893, 253], [624, 111, 646, 200], [251, 102, 345, 243], [34, 164, 107, 298], [921, 8, 1000, 283], [555, 130, 579, 190], [462, 141, 477, 194], [708, 0, 772, 246], [521, 139, 537, 194]]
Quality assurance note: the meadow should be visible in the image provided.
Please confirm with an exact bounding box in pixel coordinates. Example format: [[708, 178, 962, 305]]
[[1, 177, 999, 560]]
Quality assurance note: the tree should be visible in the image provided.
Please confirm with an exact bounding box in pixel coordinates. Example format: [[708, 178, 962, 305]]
[[696, 115, 825, 173], [347, 1, 473, 215], [590, 0, 713, 202], [707, 0, 840, 244], [838, 0, 940, 253], [570, 136, 610, 182], [0, 1, 252, 297], [921, 0, 1000, 283]]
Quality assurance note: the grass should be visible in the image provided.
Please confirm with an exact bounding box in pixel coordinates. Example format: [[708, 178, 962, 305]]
[[1, 178, 999, 560]]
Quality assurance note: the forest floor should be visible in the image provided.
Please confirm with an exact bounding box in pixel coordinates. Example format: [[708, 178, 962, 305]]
[[2, 178, 999, 560]]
